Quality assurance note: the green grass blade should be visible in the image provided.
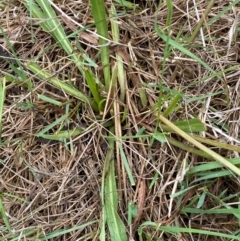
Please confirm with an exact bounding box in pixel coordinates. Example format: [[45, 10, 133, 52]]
[[39, 221, 97, 240], [163, 91, 182, 117], [207, 0, 240, 26], [114, 0, 139, 9], [37, 129, 83, 142], [119, 143, 135, 185], [0, 26, 32, 90], [105, 159, 127, 241], [28, 0, 73, 55], [38, 94, 62, 106], [0, 194, 12, 234], [188, 157, 240, 174], [35, 114, 68, 137], [138, 222, 240, 240], [85, 69, 102, 105], [159, 115, 240, 176], [166, 137, 213, 160], [0, 77, 6, 140], [35, 0, 96, 66], [158, 118, 206, 133], [182, 207, 240, 215], [0, 229, 37, 241], [24, 0, 102, 111], [193, 170, 235, 182], [103, 128, 127, 241], [90, 0, 111, 90], [26, 63, 98, 110], [161, 0, 172, 71], [191, 135, 240, 153], [26, 0, 98, 69], [154, 21, 223, 82], [110, 4, 125, 102]]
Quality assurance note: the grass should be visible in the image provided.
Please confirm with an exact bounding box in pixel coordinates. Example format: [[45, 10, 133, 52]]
[[1, 0, 240, 240]]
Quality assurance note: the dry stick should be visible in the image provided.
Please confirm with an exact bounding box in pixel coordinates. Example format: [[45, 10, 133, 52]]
[[132, 178, 146, 235], [18, 176, 42, 217], [169, 0, 216, 83]]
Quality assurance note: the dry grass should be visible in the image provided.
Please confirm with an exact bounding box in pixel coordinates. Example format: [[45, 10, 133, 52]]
[[1, 0, 240, 240]]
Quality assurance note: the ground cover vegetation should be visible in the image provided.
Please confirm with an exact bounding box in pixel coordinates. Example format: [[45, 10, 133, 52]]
[[0, 0, 240, 240]]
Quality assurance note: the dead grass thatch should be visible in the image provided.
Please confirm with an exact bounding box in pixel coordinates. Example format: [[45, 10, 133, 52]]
[[1, 0, 240, 240]]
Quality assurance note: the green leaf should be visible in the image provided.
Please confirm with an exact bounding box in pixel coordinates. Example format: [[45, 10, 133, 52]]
[[138, 222, 240, 240], [39, 221, 97, 240], [105, 159, 127, 241], [0, 195, 12, 234], [159, 115, 240, 177], [159, 118, 206, 133], [152, 133, 167, 143], [36, 114, 68, 137], [119, 144, 135, 185], [114, 0, 139, 9], [37, 128, 83, 141], [90, 0, 110, 90], [173, 119, 206, 132]]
